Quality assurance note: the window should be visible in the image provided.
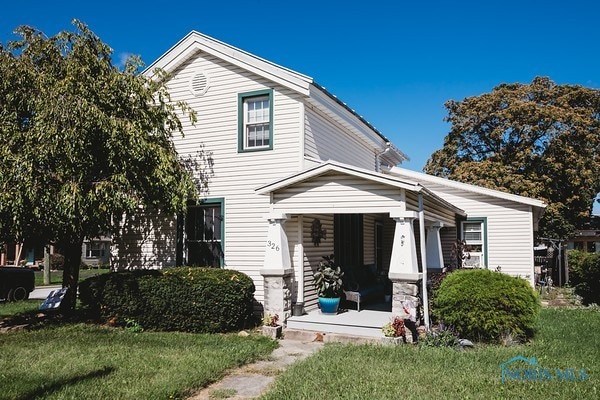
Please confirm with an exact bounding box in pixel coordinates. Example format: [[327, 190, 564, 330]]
[[238, 89, 273, 152], [86, 242, 107, 258], [461, 219, 487, 268], [181, 199, 224, 267]]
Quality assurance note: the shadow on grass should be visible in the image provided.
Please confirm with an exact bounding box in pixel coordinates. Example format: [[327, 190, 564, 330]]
[[15, 366, 115, 400], [0, 308, 95, 331]]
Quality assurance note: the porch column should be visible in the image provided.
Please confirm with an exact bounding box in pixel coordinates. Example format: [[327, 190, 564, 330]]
[[260, 213, 294, 323], [0, 244, 5, 265], [388, 211, 421, 343], [425, 222, 444, 272], [388, 211, 419, 276]]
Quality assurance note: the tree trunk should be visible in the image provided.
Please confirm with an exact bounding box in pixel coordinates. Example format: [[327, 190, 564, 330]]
[[43, 245, 51, 285], [60, 237, 84, 312]]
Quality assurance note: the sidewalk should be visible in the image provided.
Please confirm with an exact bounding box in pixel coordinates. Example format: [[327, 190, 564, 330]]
[[187, 335, 324, 399], [29, 285, 62, 300]]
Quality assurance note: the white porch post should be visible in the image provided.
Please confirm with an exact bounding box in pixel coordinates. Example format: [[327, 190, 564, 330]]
[[260, 213, 294, 323], [388, 210, 421, 343], [426, 222, 445, 272], [388, 211, 419, 277]]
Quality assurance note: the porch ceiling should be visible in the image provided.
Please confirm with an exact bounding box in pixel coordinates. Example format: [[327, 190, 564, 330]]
[[256, 161, 465, 225]]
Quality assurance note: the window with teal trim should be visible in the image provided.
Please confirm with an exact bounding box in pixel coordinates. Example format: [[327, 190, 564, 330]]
[[461, 219, 486, 268], [238, 90, 273, 152], [184, 200, 224, 267]]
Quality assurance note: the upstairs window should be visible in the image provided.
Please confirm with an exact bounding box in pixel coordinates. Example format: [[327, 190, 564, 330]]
[[238, 90, 273, 152]]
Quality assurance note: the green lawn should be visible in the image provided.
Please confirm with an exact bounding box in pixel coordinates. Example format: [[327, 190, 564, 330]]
[[0, 319, 276, 399], [261, 308, 600, 400], [34, 268, 110, 287], [1, 304, 597, 400]]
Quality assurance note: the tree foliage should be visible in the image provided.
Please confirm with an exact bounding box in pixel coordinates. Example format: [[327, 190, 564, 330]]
[[0, 21, 199, 308], [425, 77, 600, 238]]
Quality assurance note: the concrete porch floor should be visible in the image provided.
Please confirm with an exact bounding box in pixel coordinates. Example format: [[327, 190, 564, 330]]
[[286, 303, 392, 338]]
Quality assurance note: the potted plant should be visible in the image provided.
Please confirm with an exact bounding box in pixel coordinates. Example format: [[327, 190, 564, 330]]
[[381, 316, 406, 345], [314, 254, 344, 314], [261, 313, 282, 339]]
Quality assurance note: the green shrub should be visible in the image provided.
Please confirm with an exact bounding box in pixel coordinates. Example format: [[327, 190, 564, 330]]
[[432, 269, 540, 343], [568, 250, 600, 305], [79, 267, 256, 333], [50, 253, 64, 270]]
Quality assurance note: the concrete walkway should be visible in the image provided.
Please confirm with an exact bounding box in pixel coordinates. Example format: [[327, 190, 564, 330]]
[[187, 335, 324, 400], [29, 285, 62, 300]]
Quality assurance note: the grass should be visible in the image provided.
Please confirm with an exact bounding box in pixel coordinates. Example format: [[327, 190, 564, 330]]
[[0, 322, 276, 400], [0, 300, 41, 318], [34, 268, 110, 287], [261, 308, 600, 400]]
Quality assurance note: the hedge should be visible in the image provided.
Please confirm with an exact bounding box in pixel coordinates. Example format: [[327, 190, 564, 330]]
[[79, 267, 256, 333], [568, 250, 600, 305], [432, 269, 540, 342]]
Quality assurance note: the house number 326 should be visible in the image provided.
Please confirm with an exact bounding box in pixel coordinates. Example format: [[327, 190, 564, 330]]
[[267, 241, 280, 251]]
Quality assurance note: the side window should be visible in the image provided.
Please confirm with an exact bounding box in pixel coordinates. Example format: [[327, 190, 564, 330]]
[[238, 89, 273, 152], [461, 219, 486, 268]]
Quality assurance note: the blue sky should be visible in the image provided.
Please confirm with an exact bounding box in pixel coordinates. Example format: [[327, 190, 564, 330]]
[[1, 0, 598, 172]]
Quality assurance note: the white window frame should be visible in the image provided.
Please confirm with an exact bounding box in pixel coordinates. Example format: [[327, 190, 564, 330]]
[[461, 219, 486, 268], [238, 89, 273, 152]]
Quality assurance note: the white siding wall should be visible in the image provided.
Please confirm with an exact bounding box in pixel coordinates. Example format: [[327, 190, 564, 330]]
[[300, 214, 334, 311], [115, 50, 305, 302], [272, 172, 404, 214], [111, 207, 177, 269], [304, 106, 377, 170], [423, 184, 535, 281]]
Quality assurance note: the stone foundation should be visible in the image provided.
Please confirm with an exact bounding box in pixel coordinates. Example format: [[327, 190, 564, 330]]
[[261, 268, 294, 323]]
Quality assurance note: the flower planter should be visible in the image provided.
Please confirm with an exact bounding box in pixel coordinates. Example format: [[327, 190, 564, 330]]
[[262, 325, 282, 339], [318, 297, 341, 314], [381, 336, 403, 346]]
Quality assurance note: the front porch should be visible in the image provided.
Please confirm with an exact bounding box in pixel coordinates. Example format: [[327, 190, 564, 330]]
[[256, 161, 465, 333], [287, 303, 392, 338]]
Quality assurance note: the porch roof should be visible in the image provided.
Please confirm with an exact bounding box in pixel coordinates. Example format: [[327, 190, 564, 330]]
[[256, 161, 466, 224]]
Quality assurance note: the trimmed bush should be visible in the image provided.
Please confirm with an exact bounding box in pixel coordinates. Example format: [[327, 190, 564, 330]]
[[432, 269, 540, 342], [79, 267, 256, 333], [568, 250, 600, 305]]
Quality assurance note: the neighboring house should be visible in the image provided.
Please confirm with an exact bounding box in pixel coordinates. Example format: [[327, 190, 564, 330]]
[[81, 236, 111, 266], [112, 31, 545, 319], [567, 215, 600, 253]]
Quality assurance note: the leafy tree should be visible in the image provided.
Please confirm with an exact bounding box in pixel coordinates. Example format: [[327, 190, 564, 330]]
[[425, 77, 600, 239], [0, 21, 199, 309]]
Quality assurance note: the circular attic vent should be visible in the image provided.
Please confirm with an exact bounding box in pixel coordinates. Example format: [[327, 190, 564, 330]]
[[190, 72, 209, 96]]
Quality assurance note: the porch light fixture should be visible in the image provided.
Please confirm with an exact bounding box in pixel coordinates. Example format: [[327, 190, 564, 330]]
[[311, 218, 327, 246]]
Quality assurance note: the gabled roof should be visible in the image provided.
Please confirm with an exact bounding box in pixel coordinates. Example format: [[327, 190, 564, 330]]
[[256, 160, 466, 217], [144, 31, 313, 95], [389, 167, 547, 209], [144, 31, 407, 165]]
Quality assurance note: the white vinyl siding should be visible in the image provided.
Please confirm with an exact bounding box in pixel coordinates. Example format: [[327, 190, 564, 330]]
[[271, 172, 405, 215], [114, 50, 304, 302], [304, 106, 376, 170], [404, 181, 535, 281], [299, 214, 334, 312]]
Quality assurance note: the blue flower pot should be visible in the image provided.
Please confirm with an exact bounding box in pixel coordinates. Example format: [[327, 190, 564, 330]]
[[318, 297, 340, 314]]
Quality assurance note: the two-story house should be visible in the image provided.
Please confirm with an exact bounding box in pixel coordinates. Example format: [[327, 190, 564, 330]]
[[112, 31, 545, 334]]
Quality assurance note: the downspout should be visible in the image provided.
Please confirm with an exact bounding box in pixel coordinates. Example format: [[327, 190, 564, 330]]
[[375, 143, 391, 172], [419, 193, 430, 330]]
